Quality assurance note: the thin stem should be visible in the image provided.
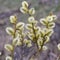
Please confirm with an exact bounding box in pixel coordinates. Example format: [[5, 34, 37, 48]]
[[39, 36, 46, 52], [10, 22, 17, 60], [18, 30, 24, 60], [29, 23, 40, 60], [32, 23, 39, 50]]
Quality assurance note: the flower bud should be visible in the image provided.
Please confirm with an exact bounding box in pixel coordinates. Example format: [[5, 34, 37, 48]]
[[29, 8, 35, 15], [6, 27, 14, 36], [12, 38, 18, 46], [40, 18, 47, 25], [44, 36, 49, 44], [5, 44, 13, 52], [16, 22, 25, 30], [28, 16, 34, 22], [45, 29, 54, 36], [48, 22, 55, 28], [38, 46, 41, 50], [6, 56, 13, 60], [37, 39, 43, 46], [34, 26, 40, 31], [26, 24, 32, 30], [24, 39, 32, 47], [28, 16, 37, 24], [12, 34, 22, 46], [51, 15, 57, 20], [27, 33, 34, 40], [46, 16, 53, 22], [23, 39, 29, 44], [16, 39, 22, 46], [20, 7, 28, 14], [10, 15, 17, 24], [22, 1, 28, 8], [27, 43, 32, 47], [42, 46, 48, 50], [57, 43, 60, 50]]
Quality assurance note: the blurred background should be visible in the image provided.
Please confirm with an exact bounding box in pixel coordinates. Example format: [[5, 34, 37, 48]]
[[0, 0, 60, 60]]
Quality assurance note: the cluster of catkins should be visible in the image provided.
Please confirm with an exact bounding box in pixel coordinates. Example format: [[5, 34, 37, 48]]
[[4, 1, 57, 60]]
